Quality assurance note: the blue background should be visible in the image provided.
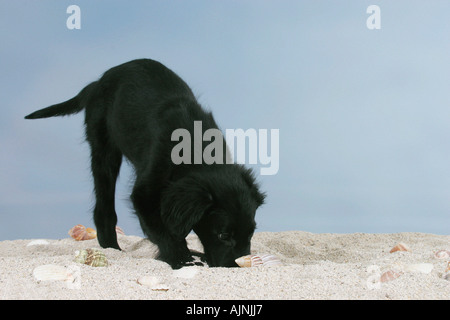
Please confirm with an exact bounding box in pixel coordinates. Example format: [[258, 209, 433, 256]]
[[1, 1, 449, 240]]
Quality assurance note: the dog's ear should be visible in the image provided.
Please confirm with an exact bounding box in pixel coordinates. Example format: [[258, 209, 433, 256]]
[[161, 182, 214, 238], [241, 166, 266, 207]]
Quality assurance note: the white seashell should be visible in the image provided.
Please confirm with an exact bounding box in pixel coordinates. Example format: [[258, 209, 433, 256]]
[[380, 270, 402, 283], [27, 240, 50, 246], [173, 267, 198, 279], [390, 242, 410, 253], [137, 276, 169, 291], [235, 254, 282, 267], [434, 250, 450, 259], [404, 263, 434, 274], [260, 254, 283, 266], [33, 264, 72, 282], [137, 275, 160, 287]]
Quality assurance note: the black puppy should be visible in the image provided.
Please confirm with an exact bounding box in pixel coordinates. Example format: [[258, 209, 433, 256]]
[[25, 59, 265, 269]]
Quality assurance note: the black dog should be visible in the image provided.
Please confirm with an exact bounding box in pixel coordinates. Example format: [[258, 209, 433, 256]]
[[25, 59, 265, 269]]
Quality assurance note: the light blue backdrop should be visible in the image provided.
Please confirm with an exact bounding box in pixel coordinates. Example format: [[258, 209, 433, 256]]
[[1, 1, 449, 240]]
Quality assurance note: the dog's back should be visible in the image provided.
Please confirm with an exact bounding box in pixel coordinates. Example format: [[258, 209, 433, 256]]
[[25, 59, 196, 121]]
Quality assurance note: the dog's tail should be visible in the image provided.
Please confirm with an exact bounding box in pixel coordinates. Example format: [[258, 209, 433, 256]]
[[24, 81, 97, 120]]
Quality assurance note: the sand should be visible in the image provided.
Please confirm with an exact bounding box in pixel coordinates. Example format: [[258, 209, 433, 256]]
[[0, 231, 448, 300]]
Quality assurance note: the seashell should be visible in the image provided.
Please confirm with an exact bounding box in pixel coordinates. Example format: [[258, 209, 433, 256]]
[[33, 264, 72, 282], [115, 226, 125, 235], [235, 255, 263, 267], [137, 276, 169, 291], [434, 250, 450, 259], [235, 254, 282, 267], [85, 228, 97, 239], [27, 239, 50, 246], [390, 242, 410, 253], [74, 248, 108, 267], [137, 275, 160, 287], [68, 224, 97, 241], [380, 270, 402, 283], [404, 263, 433, 274], [68, 224, 86, 240], [259, 254, 283, 266]]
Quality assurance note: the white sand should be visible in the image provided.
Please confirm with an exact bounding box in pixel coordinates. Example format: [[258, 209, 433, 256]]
[[0, 231, 448, 300]]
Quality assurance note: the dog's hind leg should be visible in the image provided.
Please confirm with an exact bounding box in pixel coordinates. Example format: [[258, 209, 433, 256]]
[[86, 119, 123, 250]]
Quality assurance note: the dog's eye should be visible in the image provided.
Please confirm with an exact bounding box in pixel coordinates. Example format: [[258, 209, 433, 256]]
[[218, 233, 231, 241]]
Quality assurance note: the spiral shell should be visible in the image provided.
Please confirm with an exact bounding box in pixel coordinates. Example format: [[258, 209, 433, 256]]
[[235, 255, 262, 267], [235, 254, 282, 267], [68, 224, 97, 241], [389, 242, 410, 253], [74, 248, 108, 267]]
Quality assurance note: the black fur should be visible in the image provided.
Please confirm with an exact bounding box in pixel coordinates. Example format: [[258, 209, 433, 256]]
[[25, 59, 265, 269]]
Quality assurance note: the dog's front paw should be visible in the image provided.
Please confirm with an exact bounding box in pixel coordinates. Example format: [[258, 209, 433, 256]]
[[173, 252, 207, 268], [157, 241, 194, 269], [165, 254, 194, 269]]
